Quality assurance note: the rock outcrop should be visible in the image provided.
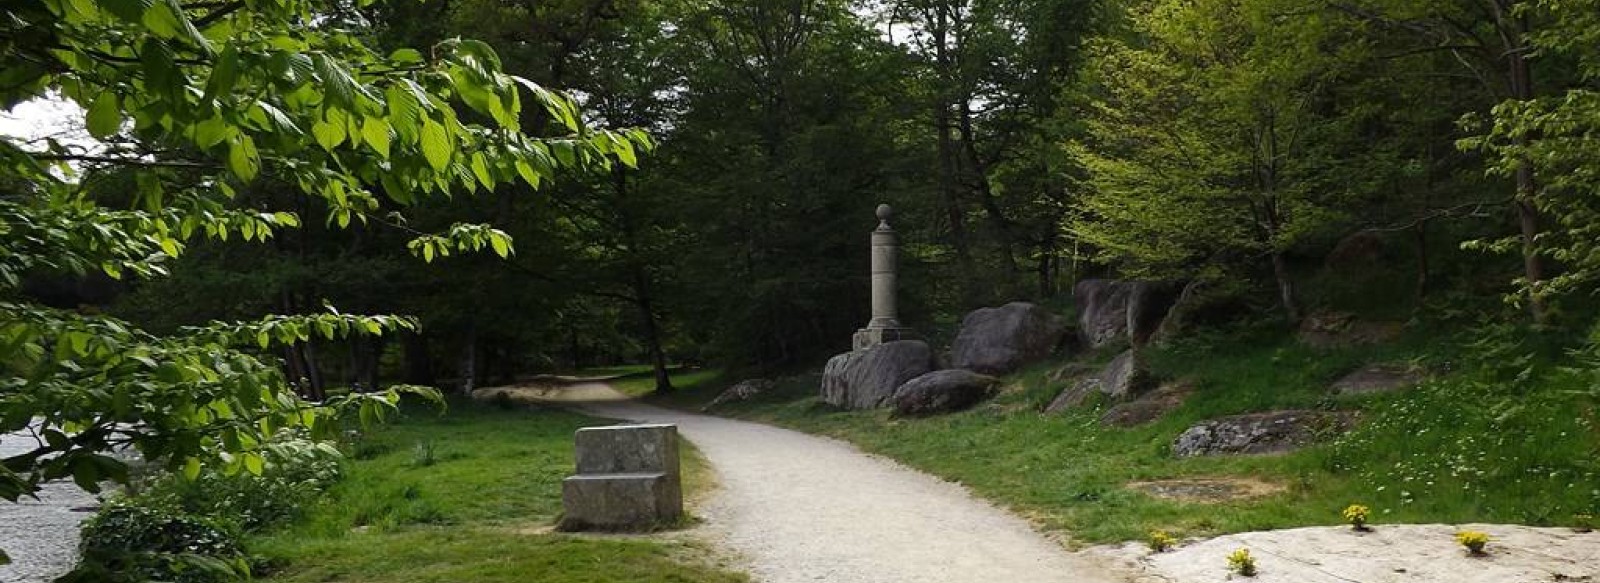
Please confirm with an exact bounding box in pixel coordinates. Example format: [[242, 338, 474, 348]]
[[1073, 279, 1182, 348], [1171, 410, 1355, 457], [702, 379, 775, 411], [1329, 363, 1424, 396], [1099, 381, 1195, 427], [1044, 349, 1156, 413], [890, 370, 1000, 417], [948, 302, 1066, 375], [821, 341, 935, 410], [1298, 311, 1403, 349]]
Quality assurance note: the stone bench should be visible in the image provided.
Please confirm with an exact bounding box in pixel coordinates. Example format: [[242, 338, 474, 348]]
[[558, 423, 683, 531]]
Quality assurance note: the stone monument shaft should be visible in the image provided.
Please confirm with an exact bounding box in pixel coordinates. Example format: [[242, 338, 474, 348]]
[[853, 204, 916, 351], [869, 205, 900, 328]]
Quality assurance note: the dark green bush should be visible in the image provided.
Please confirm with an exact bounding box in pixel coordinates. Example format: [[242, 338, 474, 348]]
[[66, 433, 345, 582], [68, 502, 249, 583]]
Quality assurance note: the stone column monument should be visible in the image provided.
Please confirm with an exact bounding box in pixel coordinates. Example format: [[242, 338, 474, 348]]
[[853, 204, 916, 350]]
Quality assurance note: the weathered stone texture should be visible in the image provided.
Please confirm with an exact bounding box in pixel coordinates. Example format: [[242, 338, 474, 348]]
[[821, 340, 934, 410], [1074, 279, 1182, 348], [1171, 410, 1355, 457], [1099, 381, 1195, 427], [1329, 363, 1424, 396], [1043, 349, 1155, 414], [948, 302, 1066, 375], [560, 424, 683, 531], [890, 369, 999, 417]]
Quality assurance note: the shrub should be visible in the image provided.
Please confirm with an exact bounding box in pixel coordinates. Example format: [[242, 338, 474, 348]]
[[1227, 548, 1258, 577], [1575, 513, 1595, 533], [69, 502, 249, 583], [1342, 504, 1371, 530], [147, 433, 343, 531], [1455, 530, 1490, 555], [1147, 530, 1178, 552]]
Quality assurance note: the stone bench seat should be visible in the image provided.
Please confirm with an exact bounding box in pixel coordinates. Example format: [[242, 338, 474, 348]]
[[559, 425, 683, 532]]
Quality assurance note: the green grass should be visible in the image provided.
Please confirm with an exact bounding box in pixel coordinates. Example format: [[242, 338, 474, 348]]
[[251, 400, 747, 583], [648, 324, 1600, 544], [607, 367, 723, 398]]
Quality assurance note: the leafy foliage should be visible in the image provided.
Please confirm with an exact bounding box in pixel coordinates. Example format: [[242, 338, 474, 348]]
[[0, 0, 645, 548]]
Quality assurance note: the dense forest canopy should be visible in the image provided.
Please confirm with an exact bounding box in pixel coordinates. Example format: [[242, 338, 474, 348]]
[[4, 0, 1600, 511]]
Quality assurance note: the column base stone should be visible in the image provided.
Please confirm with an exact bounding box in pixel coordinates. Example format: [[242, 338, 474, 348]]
[[853, 327, 918, 351]]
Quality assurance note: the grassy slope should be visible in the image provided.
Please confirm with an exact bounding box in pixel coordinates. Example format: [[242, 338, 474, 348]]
[[252, 400, 747, 583], [651, 324, 1600, 544]]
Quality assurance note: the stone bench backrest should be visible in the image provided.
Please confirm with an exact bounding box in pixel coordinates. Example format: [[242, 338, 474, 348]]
[[573, 424, 680, 477]]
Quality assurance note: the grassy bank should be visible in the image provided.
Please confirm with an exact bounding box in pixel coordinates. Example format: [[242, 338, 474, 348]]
[[651, 325, 1600, 544], [252, 400, 746, 583]]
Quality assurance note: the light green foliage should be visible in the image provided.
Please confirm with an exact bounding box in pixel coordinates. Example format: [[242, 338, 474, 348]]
[[1461, 0, 1600, 308], [1071, 0, 1365, 307], [0, 0, 647, 526]]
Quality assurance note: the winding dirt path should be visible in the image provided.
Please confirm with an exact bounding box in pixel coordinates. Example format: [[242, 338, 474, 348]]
[[526, 380, 1125, 583]]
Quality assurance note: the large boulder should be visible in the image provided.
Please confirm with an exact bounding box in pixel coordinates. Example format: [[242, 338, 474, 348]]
[[891, 370, 1000, 417], [948, 302, 1066, 375], [1171, 410, 1356, 457], [1074, 279, 1182, 348], [821, 341, 935, 410]]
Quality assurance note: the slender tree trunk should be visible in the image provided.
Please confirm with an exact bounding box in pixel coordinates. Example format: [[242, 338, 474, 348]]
[[1271, 250, 1301, 322], [460, 325, 478, 395], [1496, 4, 1547, 321]]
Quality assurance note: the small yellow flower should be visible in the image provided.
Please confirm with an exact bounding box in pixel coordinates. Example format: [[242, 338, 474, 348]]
[[1342, 504, 1370, 530], [1147, 530, 1177, 552], [1455, 530, 1490, 554], [1227, 547, 1258, 576]]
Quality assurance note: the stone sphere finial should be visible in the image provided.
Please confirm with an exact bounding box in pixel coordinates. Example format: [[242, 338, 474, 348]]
[[875, 204, 893, 223]]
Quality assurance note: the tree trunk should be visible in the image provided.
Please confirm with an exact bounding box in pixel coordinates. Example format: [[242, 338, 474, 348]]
[[460, 325, 479, 395], [1271, 250, 1301, 323], [1496, 3, 1547, 322]]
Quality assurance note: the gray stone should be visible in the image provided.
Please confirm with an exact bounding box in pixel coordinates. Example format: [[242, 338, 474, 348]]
[[1096, 349, 1154, 399], [559, 473, 682, 531], [1100, 381, 1195, 427], [949, 302, 1066, 375], [702, 378, 775, 411], [890, 370, 1000, 417], [1171, 410, 1355, 457], [1042, 349, 1155, 414], [1074, 279, 1182, 348], [1297, 311, 1403, 349], [821, 340, 934, 410], [1043, 377, 1098, 414], [1330, 363, 1424, 396], [560, 424, 683, 531], [574, 423, 680, 476]]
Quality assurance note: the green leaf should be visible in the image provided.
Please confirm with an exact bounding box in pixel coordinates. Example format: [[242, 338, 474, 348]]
[[490, 233, 510, 258], [469, 152, 493, 188], [420, 118, 451, 171], [102, 0, 154, 23], [141, 0, 183, 39], [243, 452, 264, 476], [389, 48, 424, 64], [183, 457, 202, 481], [514, 159, 540, 188], [194, 116, 230, 149], [361, 117, 391, 158], [204, 45, 239, 103], [312, 118, 346, 151], [313, 53, 363, 109], [228, 134, 259, 181], [85, 92, 121, 139]]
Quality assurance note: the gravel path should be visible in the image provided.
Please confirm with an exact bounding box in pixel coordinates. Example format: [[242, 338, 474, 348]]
[[548, 381, 1126, 583], [0, 429, 96, 583]]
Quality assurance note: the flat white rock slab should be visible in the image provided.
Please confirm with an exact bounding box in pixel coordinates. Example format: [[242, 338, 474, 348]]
[[1090, 524, 1599, 583]]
